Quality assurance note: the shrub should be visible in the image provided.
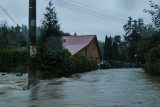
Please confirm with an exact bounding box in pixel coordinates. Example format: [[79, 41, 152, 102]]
[[0, 48, 27, 73], [37, 48, 66, 79], [37, 50, 98, 79], [69, 55, 97, 73], [145, 47, 160, 75]]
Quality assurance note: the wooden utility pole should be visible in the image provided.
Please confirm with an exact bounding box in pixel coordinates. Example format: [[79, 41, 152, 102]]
[[28, 0, 37, 87]]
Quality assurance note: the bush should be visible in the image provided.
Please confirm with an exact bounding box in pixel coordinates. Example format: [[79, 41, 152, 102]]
[[0, 48, 27, 73], [145, 47, 160, 75], [37, 48, 67, 79], [0, 46, 98, 79], [37, 49, 98, 79], [69, 55, 97, 73]]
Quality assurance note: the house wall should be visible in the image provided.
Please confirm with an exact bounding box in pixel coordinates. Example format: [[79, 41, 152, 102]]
[[76, 38, 101, 63], [86, 38, 101, 63], [77, 49, 86, 56]]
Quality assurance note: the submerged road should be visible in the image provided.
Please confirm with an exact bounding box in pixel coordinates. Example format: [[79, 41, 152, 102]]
[[1, 69, 160, 107]]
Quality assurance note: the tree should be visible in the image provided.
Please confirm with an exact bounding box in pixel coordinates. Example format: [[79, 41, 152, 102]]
[[114, 35, 121, 44], [39, 0, 63, 52], [112, 41, 119, 60], [145, 46, 160, 75], [112, 35, 121, 60], [0, 23, 9, 50], [143, 1, 160, 74], [37, 0, 64, 79], [123, 17, 143, 62], [144, 0, 160, 30], [41, 1, 62, 38], [98, 41, 105, 60], [104, 35, 112, 61], [104, 35, 109, 61], [141, 24, 156, 38]]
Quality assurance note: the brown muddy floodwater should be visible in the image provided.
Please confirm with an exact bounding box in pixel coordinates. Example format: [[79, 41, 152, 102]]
[[1, 69, 160, 107]]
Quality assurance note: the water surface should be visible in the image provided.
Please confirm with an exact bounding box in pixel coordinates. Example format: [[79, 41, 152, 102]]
[[1, 69, 160, 107]]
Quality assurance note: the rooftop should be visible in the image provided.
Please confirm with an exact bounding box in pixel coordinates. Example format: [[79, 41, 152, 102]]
[[63, 35, 96, 55]]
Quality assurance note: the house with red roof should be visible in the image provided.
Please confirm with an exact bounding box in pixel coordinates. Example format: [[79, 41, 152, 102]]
[[63, 35, 102, 63]]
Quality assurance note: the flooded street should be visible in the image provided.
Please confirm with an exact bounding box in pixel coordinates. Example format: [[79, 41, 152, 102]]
[[1, 69, 160, 107]]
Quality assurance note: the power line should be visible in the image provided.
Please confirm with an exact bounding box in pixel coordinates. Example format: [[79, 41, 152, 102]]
[[54, 4, 123, 24], [52, 0, 127, 20], [57, 0, 127, 21], [56, 0, 126, 22], [0, 4, 18, 25], [55, 3, 118, 22], [54, 0, 126, 23], [67, 0, 127, 18], [44, 0, 127, 23]]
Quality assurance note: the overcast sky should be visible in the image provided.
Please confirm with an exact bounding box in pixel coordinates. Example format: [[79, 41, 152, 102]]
[[0, 0, 159, 41]]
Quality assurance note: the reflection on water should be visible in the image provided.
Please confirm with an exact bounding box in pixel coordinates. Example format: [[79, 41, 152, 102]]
[[1, 69, 160, 107]]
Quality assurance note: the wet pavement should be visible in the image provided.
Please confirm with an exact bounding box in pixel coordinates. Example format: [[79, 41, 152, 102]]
[[1, 69, 160, 107]]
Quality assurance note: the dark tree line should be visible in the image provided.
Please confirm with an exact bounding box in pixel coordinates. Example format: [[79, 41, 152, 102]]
[[143, 0, 160, 75], [103, 35, 120, 61], [102, 0, 160, 70], [0, 23, 28, 49]]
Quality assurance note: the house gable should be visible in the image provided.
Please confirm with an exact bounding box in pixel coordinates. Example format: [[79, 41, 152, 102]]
[[63, 35, 102, 62]]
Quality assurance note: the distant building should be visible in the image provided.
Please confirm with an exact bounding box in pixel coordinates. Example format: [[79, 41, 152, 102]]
[[63, 35, 102, 63]]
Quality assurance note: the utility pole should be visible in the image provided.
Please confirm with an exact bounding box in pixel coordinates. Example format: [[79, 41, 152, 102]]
[[28, 0, 37, 87]]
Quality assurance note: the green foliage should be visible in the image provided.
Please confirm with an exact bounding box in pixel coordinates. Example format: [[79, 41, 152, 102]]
[[70, 55, 97, 72], [112, 41, 119, 60], [98, 41, 105, 60], [37, 1, 98, 79], [123, 17, 143, 62], [137, 31, 160, 64], [147, 31, 160, 49], [0, 48, 27, 72], [104, 35, 120, 61], [104, 35, 112, 61], [114, 35, 121, 44], [144, 0, 160, 30], [143, 2, 160, 68], [145, 47, 160, 75], [0, 23, 9, 49], [41, 0, 63, 37], [0, 22, 28, 49], [141, 24, 156, 38], [38, 51, 97, 79], [37, 0, 64, 78], [37, 49, 69, 79]]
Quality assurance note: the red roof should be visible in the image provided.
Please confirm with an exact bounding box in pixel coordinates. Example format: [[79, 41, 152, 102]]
[[63, 35, 95, 55]]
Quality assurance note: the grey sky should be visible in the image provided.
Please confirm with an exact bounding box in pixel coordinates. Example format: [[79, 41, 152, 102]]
[[0, 0, 159, 41]]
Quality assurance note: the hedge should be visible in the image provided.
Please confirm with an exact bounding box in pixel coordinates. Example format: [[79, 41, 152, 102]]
[[145, 47, 160, 75], [0, 48, 27, 73], [37, 49, 98, 79], [0, 47, 98, 79]]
